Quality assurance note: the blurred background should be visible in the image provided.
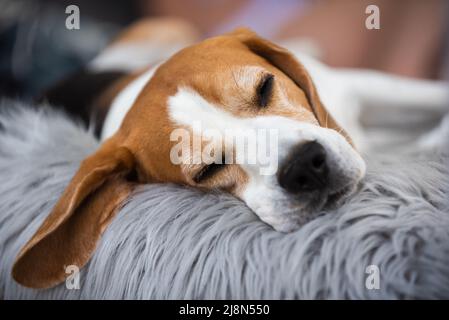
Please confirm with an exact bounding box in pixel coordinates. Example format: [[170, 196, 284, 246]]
[[0, 0, 448, 100]]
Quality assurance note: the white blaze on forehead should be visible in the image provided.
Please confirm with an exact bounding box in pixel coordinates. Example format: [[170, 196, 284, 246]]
[[169, 86, 256, 134], [168, 86, 310, 136]]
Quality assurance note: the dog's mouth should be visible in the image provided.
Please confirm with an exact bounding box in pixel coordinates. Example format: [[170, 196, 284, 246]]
[[323, 183, 357, 209], [283, 181, 357, 217]]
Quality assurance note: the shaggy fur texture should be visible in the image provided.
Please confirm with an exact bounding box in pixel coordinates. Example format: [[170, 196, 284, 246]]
[[0, 103, 448, 299]]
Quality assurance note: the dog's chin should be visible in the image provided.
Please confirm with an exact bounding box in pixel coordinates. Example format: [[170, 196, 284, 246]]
[[323, 182, 358, 209], [266, 182, 360, 233]]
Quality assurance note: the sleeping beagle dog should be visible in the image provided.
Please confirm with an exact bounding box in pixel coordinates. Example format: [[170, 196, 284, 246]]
[[13, 19, 448, 289]]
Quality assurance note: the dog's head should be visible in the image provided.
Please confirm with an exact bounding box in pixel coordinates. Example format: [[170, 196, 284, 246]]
[[12, 28, 365, 288]]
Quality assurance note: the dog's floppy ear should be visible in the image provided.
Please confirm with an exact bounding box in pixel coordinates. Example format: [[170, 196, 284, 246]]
[[12, 139, 136, 289], [231, 28, 353, 145]]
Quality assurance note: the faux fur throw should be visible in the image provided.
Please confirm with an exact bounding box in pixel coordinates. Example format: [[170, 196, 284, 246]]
[[0, 103, 448, 299]]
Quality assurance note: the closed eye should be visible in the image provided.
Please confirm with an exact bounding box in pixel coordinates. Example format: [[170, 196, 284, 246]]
[[257, 74, 274, 108], [193, 162, 226, 184]]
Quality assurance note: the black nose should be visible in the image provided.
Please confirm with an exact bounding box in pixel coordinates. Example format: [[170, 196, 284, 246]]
[[278, 141, 328, 193]]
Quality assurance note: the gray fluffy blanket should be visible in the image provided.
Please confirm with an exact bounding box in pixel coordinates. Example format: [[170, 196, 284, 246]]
[[0, 104, 448, 299]]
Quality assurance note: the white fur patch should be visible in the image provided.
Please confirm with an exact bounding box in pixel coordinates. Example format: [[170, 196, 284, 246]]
[[100, 64, 160, 141]]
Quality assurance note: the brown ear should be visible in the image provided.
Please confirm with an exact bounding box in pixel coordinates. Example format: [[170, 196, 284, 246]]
[[12, 139, 136, 289], [231, 28, 353, 145]]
